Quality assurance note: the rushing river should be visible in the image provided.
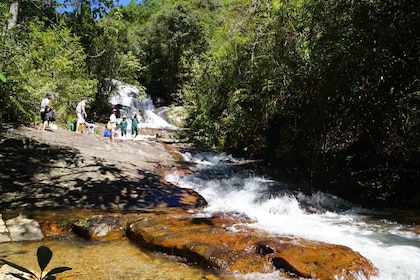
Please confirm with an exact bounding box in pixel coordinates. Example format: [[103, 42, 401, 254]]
[[165, 151, 420, 280]]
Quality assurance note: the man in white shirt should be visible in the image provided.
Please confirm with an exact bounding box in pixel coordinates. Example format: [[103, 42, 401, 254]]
[[38, 92, 53, 131], [75, 97, 88, 133]]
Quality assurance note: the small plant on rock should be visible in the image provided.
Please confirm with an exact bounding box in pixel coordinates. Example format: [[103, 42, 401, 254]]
[[0, 245, 72, 280]]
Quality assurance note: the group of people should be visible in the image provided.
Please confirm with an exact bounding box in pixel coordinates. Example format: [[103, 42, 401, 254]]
[[38, 93, 141, 142], [108, 109, 141, 142]]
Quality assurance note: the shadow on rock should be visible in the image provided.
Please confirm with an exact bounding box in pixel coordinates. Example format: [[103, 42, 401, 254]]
[[0, 136, 206, 212]]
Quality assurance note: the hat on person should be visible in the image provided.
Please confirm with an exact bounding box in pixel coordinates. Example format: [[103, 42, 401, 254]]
[[112, 108, 117, 112], [122, 115, 127, 119], [46, 92, 53, 98]]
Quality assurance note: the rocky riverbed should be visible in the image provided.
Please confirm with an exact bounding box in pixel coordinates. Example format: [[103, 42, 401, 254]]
[[0, 126, 378, 280]]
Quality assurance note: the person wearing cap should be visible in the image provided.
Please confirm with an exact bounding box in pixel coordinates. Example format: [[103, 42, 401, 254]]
[[120, 115, 128, 139], [75, 97, 88, 133], [109, 108, 118, 142], [38, 92, 53, 131]]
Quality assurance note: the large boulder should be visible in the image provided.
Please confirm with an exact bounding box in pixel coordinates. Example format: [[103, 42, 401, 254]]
[[126, 210, 378, 279], [1, 215, 44, 242]]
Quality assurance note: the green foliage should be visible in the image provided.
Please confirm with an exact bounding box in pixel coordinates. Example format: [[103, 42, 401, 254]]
[[0, 0, 418, 206], [141, 1, 209, 104], [0, 12, 95, 124], [0, 246, 72, 280], [187, 0, 419, 206]]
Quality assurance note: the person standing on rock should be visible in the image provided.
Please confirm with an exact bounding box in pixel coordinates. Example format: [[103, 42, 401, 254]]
[[120, 115, 128, 139], [75, 97, 88, 134], [131, 112, 140, 141], [38, 92, 53, 132], [109, 108, 118, 142]]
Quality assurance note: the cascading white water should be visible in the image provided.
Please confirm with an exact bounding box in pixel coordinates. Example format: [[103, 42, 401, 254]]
[[166, 152, 420, 280], [110, 81, 178, 131]]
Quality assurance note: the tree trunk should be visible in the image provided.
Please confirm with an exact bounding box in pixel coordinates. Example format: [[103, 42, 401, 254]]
[[7, 1, 19, 30]]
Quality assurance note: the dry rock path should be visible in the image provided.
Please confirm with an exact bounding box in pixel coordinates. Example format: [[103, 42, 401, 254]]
[[0, 125, 204, 214]]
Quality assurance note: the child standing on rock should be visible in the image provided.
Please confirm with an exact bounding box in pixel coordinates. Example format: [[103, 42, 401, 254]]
[[120, 115, 128, 139]]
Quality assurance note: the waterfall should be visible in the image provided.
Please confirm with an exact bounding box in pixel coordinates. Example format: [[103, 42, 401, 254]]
[[109, 81, 178, 138]]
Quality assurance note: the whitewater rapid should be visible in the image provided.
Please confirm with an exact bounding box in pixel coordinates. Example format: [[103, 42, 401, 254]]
[[165, 152, 420, 280]]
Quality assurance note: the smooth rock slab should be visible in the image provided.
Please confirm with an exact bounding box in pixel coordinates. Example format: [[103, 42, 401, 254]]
[[0, 264, 33, 280], [126, 211, 378, 280], [0, 215, 11, 243], [4, 215, 44, 242]]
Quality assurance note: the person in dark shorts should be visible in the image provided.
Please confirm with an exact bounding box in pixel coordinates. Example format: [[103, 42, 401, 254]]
[[37, 92, 53, 132]]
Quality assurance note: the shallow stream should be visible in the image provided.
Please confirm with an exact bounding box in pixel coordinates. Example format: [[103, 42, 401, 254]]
[[165, 151, 420, 280], [0, 237, 232, 280]]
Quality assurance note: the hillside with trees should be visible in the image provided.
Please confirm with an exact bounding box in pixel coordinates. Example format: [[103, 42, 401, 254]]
[[1, 0, 419, 209]]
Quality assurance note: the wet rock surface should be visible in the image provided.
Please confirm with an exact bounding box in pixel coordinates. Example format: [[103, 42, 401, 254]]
[[68, 210, 378, 279], [125, 211, 378, 280]]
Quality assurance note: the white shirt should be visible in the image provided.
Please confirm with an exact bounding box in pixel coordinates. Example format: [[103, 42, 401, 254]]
[[76, 100, 86, 114], [110, 113, 117, 128], [40, 98, 50, 112]]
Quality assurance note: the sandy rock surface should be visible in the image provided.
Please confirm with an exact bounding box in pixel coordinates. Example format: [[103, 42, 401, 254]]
[[0, 125, 205, 213]]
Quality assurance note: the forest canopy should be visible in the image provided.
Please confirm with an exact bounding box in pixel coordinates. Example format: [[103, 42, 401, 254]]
[[1, 0, 419, 208]]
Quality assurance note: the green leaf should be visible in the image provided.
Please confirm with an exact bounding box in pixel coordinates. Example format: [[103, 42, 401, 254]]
[[9, 273, 30, 280], [37, 246, 52, 272], [0, 259, 36, 277], [0, 72, 6, 83], [43, 266, 72, 279]]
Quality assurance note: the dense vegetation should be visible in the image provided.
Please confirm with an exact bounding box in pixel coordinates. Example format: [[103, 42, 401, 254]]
[[1, 0, 419, 208]]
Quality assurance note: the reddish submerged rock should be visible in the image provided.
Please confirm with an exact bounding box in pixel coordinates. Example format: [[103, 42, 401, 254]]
[[126, 210, 378, 280]]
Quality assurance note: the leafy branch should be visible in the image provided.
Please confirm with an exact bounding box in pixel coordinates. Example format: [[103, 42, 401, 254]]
[[0, 246, 72, 280]]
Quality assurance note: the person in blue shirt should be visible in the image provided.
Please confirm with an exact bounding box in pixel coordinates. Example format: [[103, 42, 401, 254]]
[[120, 115, 128, 139], [131, 112, 140, 140]]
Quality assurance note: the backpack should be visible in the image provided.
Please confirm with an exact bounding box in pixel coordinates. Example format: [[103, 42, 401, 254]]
[[48, 110, 57, 122]]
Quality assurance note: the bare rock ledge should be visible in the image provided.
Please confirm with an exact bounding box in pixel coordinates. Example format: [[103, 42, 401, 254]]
[[70, 211, 378, 280]]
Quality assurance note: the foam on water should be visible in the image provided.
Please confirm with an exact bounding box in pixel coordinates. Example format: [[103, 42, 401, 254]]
[[165, 151, 420, 280], [110, 81, 179, 130]]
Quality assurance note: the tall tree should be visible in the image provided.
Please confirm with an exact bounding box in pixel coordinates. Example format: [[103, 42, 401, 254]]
[[142, 2, 208, 104], [1, 4, 95, 124]]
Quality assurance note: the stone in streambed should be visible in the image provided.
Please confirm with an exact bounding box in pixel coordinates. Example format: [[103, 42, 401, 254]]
[[258, 239, 378, 279], [126, 211, 378, 279], [3, 215, 44, 242], [71, 215, 127, 241]]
